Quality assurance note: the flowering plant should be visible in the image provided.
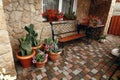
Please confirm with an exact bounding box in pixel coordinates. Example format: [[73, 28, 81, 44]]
[[44, 37, 59, 53], [89, 15, 102, 26], [42, 9, 64, 21], [32, 50, 48, 63]]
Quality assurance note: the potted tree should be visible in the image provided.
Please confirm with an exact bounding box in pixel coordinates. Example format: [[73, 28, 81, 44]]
[[44, 37, 61, 61], [16, 36, 36, 68], [24, 24, 44, 50], [32, 50, 48, 68]]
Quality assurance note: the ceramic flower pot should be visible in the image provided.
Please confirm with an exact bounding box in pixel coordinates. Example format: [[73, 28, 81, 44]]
[[32, 42, 44, 50], [36, 57, 47, 68], [16, 49, 36, 68], [49, 52, 61, 61]]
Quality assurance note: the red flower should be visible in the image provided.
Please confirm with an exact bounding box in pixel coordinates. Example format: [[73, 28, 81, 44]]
[[42, 9, 63, 21]]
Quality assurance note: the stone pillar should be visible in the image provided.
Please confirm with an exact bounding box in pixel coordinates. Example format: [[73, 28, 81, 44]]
[[103, 0, 116, 35], [0, 0, 16, 79], [76, 0, 91, 22]]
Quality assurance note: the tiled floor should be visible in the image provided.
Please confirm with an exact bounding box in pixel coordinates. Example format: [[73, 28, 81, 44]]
[[16, 35, 120, 80]]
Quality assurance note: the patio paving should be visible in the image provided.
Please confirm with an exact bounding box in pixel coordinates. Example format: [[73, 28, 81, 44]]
[[16, 35, 120, 80]]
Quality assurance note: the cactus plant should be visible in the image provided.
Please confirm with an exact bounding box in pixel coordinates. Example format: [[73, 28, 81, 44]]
[[18, 36, 32, 56], [25, 24, 40, 47]]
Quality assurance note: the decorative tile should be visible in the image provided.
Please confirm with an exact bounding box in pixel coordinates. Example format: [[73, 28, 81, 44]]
[[67, 69, 72, 73], [72, 70, 80, 75], [91, 77, 97, 80], [91, 69, 98, 74], [79, 61, 86, 65], [64, 62, 68, 64], [53, 67, 59, 71], [66, 75, 72, 80], [62, 77, 67, 80], [41, 68, 47, 73], [36, 74, 43, 80], [63, 66, 68, 70], [62, 70, 69, 76], [55, 71, 60, 75], [42, 73, 47, 77], [51, 77, 58, 80]]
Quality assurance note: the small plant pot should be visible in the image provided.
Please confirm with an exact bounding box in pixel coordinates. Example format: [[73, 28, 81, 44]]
[[16, 49, 36, 68], [49, 52, 61, 61], [36, 58, 47, 68]]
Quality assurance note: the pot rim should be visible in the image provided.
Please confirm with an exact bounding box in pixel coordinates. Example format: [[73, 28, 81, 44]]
[[32, 42, 44, 49], [16, 49, 36, 60]]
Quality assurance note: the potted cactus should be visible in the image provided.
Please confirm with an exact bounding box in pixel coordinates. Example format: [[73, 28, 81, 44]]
[[16, 36, 36, 68], [24, 24, 44, 50], [44, 37, 61, 61]]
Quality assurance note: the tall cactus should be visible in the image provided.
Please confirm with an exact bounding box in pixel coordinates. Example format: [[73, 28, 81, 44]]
[[25, 24, 40, 47], [19, 36, 32, 56]]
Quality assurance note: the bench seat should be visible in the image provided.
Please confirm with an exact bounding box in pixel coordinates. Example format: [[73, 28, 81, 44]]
[[59, 33, 86, 42]]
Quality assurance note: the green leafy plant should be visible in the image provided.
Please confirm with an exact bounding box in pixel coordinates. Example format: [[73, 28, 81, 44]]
[[25, 24, 40, 47], [44, 37, 59, 53], [100, 35, 106, 39], [18, 36, 32, 56], [64, 12, 77, 20], [32, 50, 48, 63]]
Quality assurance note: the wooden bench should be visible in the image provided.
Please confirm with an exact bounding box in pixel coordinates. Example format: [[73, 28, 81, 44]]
[[50, 20, 86, 47]]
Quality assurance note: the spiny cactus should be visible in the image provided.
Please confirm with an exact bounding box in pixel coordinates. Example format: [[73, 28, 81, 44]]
[[25, 24, 40, 47], [19, 36, 32, 56]]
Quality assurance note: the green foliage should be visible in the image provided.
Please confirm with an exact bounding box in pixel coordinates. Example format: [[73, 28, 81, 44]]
[[100, 35, 106, 39], [18, 36, 32, 56], [25, 24, 40, 47], [35, 51, 44, 62], [64, 12, 77, 20], [44, 37, 59, 53]]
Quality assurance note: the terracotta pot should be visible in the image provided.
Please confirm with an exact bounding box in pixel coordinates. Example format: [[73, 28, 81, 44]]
[[49, 52, 61, 61], [32, 42, 44, 50], [16, 50, 36, 68], [36, 58, 47, 68]]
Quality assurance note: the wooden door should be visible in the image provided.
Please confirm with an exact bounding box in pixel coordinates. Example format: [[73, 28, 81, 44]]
[[108, 16, 120, 35]]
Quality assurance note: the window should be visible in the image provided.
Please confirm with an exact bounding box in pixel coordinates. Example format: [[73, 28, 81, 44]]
[[42, 0, 77, 14], [43, 0, 59, 12]]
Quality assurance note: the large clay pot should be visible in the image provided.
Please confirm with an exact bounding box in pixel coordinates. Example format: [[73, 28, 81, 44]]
[[49, 52, 61, 61], [16, 50, 36, 68], [36, 57, 47, 68]]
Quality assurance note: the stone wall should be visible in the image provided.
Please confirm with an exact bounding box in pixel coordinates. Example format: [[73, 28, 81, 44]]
[[0, 0, 16, 79], [3, 0, 91, 56], [3, 0, 52, 56], [76, 0, 91, 22], [89, 0, 112, 24]]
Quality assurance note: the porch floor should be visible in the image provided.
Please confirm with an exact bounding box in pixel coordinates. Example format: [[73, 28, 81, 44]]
[[16, 35, 120, 80]]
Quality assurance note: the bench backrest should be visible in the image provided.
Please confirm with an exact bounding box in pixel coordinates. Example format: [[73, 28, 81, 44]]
[[50, 20, 78, 40]]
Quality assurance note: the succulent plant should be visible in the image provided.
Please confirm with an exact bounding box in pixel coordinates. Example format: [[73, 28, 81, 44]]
[[25, 24, 40, 47], [18, 36, 32, 56]]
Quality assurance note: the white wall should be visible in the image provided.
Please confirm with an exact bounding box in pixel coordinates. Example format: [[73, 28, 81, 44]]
[[113, 3, 120, 15]]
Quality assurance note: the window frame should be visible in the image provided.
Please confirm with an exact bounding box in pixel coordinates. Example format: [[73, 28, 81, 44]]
[[42, 0, 77, 21]]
